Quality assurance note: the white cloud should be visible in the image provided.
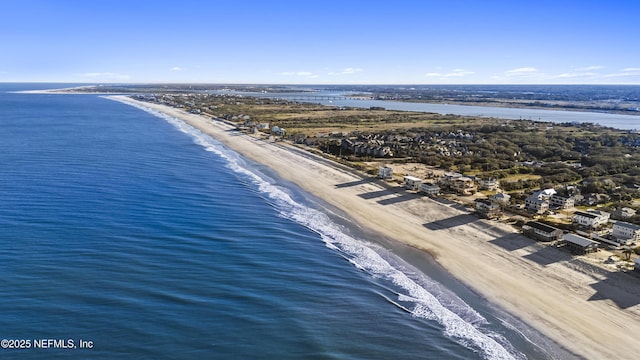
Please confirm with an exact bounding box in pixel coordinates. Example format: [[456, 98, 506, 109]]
[[505, 67, 538, 75], [575, 65, 604, 71], [621, 67, 640, 72], [554, 72, 596, 79], [280, 71, 314, 76], [78, 72, 131, 81], [341, 67, 363, 74], [328, 67, 364, 76], [171, 67, 183, 71], [425, 69, 474, 77]]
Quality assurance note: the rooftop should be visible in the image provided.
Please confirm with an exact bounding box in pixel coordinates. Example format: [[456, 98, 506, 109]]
[[525, 221, 562, 234], [563, 233, 599, 248], [614, 221, 640, 231]]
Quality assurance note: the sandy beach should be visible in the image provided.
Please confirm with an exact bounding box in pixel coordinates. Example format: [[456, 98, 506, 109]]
[[113, 95, 640, 359]]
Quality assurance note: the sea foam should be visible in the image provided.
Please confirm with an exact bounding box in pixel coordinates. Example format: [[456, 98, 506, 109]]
[[118, 99, 524, 360]]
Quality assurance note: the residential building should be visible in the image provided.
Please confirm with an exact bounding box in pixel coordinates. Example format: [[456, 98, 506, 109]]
[[403, 176, 422, 191], [492, 192, 511, 205], [549, 194, 575, 210], [451, 177, 477, 195], [524, 197, 549, 214], [419, 182, 440, 196], [378, 166, 393, 180], [612, 221, 640, 242], [478, 178, 500, 191], [561, 234, 599, 254], [475, 199, 501, 219], [523, 221, 564, 242], [614, 207, 637, 220], [439, 172, 463, 187], [573, 210, 610, 229], [524, 188, 556, 213]]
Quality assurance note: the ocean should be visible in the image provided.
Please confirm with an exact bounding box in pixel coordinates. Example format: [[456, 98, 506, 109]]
[[0, 84, 570, 359]]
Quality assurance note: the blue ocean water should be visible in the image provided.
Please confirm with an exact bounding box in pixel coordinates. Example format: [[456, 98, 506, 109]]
[[0, 84, 568, 359]]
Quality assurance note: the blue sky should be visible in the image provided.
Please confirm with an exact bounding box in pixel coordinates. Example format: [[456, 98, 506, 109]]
[[1, 0, 638, 84]]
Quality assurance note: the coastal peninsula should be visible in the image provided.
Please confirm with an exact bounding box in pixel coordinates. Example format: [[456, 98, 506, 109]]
[[111, 94, 640, 360]]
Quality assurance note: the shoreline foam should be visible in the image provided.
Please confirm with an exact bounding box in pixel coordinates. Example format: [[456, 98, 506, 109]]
[[110, 95, 640, 360]]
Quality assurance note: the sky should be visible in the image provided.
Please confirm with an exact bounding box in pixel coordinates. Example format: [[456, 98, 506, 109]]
[[1, 0, 639, 85]]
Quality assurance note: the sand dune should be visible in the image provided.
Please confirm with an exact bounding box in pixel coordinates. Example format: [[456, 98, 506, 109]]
[[113, 95, 640, 360]]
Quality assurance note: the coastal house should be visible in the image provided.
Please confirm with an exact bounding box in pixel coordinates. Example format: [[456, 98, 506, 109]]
[[612, 221, 640, 243], [450, 177, 477, 195], [524, 197, 549, 214], [561, 233, 599, 254], [635, 258, 640, 272], [573, 210, 610, 229], [378, 166, 394, 180], [474, 199, 501, 219], [522, 221, 564, 242], [439, 172, 463, 187], [419, 182, 440, 196], [549, 194, 575, 210], [403, 176, 422, 191], [524, 188, 556, 213], [492, 192, 511, 205], [614, 207, 637, 220], [478, 178, 500, 191], [271, 126, 286, 136]]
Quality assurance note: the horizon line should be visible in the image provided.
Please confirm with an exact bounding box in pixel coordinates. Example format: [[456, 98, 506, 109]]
[[3, 81, 640, 86]]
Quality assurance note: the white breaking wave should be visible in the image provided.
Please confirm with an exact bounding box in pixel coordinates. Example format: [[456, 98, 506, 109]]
[[118, 99, 524, 360]]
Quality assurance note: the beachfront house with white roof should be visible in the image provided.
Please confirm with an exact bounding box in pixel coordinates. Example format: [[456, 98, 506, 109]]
[[561, 233, 599, 254], [573, 210, 610, 229], [524, 188, 556, 214], [612, 221, 640, 243], [492, 192, 511, 205], [403, 176, 422, 191]]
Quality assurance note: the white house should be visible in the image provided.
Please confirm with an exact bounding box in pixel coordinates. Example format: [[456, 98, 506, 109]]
[[550, 194, 575, 209], [612, 221, 640, 242], [614, 207, 637, 219], [419, 182, 440, 196], [492, 192, 511, 205], [478, 178, 500, 191], [524, 188, 556, 213], [525, 197, 549, 214], [403, 176, 422, 191], [378, 166, 393, 180], [573, 210, 610, 229]]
